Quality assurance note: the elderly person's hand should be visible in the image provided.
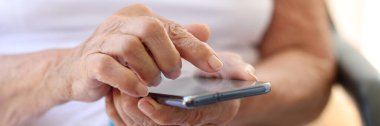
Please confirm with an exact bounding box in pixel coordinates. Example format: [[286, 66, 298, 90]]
[[106, 52, 256, 126], [56, 4, 223, 102], [0, 3, 226, 125], [0, 3, 223, 125]]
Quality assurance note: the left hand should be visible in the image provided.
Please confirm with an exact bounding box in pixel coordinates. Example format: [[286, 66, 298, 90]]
[[106, 88, 240, 126], [106, 52, 257, 126]]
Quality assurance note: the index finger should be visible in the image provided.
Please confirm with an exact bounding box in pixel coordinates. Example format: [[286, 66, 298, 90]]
[[115, 4, 222, 72], [159, 17, 223, 72]]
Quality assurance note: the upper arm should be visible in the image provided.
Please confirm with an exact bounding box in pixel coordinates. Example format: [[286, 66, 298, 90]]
[[259, 0, 333, 60]]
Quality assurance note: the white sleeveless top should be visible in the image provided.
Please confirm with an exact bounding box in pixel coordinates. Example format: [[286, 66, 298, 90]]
[[0, 0, 273, 125]]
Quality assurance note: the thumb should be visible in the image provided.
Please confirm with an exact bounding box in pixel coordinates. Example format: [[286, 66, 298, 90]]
[[138, 97, 205, 125], [185, 23, 210, 42]]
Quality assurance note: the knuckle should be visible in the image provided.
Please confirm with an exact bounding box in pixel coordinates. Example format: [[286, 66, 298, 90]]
[[121, 36, 142, 55], [166, 22, 191, 41], [93, 55, 113, 76], [140, 17, 163, 37], [98, 15, 124, 34], [128, 3, 152, 13], [182, 42, 210, 58], [116, 4, 153, 17], [107, 14, 122, 21], [175, 37, 206, 53]]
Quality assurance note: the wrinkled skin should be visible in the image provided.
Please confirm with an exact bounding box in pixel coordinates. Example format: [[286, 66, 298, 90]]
[[78, 4, 256, 126], [0, 0, 335, 125], [1, 3, 227, 125], [61, 4, 225, 102], [100, 5, 257, 125]]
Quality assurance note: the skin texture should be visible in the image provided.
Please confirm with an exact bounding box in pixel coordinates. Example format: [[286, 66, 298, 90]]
[[0, 0, 335, 125], [106, 51, 256, 126], [0, 4, 225, 126], [106, 0, 335, 125], [229, 0, 335, 125], [104, 13, 257, 125]]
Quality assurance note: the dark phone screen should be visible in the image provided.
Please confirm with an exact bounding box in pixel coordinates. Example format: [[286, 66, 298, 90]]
[[148, 77, 256, 96]]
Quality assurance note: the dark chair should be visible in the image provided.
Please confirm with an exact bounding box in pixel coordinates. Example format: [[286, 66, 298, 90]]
[[333, 32, 380, 126]]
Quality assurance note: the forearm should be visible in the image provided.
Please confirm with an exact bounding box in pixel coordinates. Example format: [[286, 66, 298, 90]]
[[230, 49, 335, 125], [230, 0, 335, 125], [0, 49, 70, 125]]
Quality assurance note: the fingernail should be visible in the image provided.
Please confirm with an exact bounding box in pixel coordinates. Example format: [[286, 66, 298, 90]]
[[138, 100, 156, 115], [150, 75, 162, 87], [208, 55, 223, 71], [168, 69, 181, 79], [137, 84, 149, 96], [167, 61, 182, 79], [246, 67, 257, 80]]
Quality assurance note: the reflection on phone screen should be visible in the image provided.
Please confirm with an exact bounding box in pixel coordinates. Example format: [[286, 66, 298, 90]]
[[148, 78, 256, 96]]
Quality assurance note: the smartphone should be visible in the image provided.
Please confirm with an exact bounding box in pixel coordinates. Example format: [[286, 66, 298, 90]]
[[148, 77, 271, 109]]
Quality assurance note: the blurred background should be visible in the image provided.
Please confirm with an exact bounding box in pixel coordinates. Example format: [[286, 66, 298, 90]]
[[328, 0, 380, 72], [307, 0, 380, 125]]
